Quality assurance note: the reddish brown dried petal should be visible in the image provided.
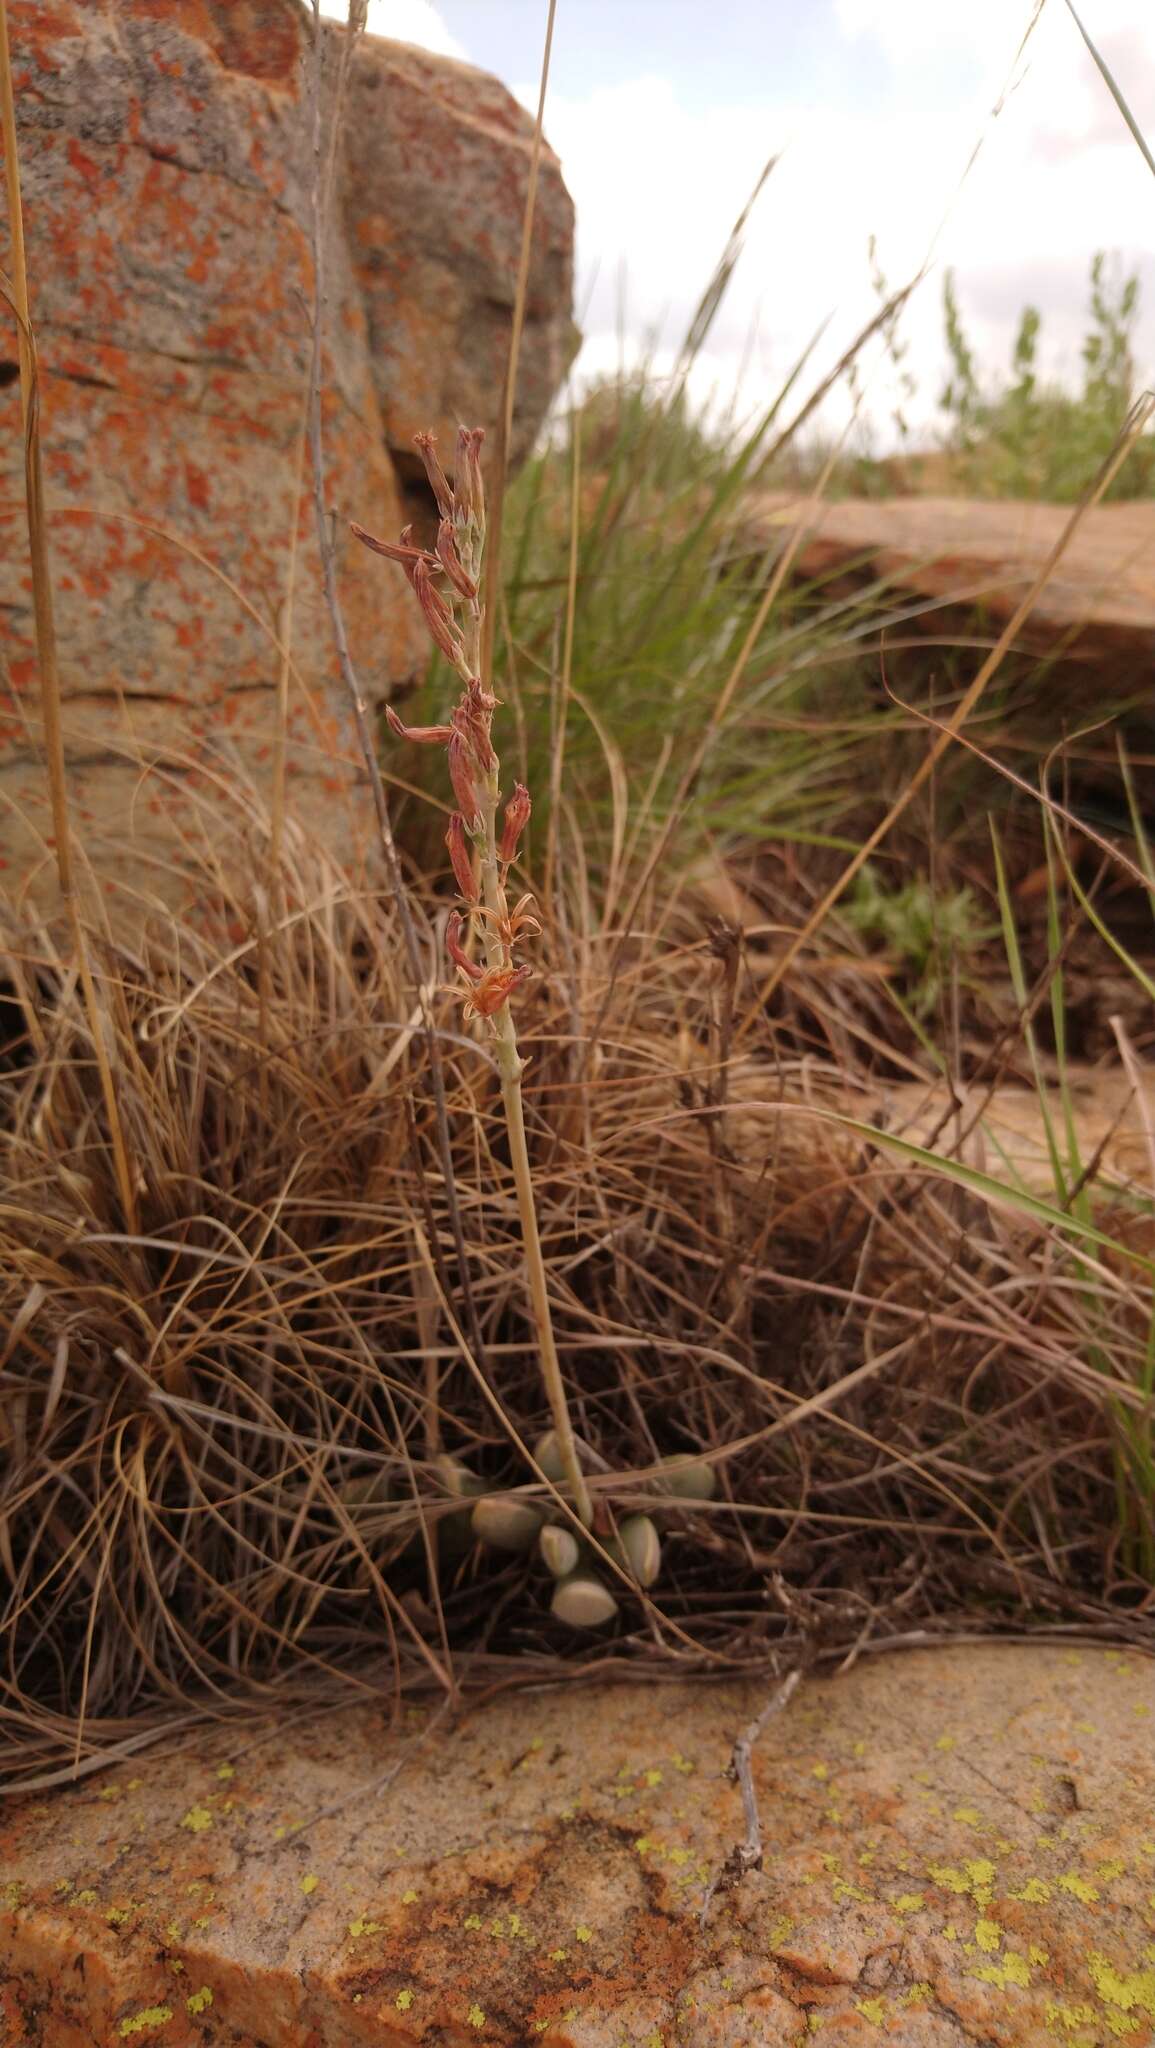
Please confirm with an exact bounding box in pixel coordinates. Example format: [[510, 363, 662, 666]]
[[435, 519, 478, 601], [447, 731, 481, 822], [445, 813, 477, 902], [349, 523, 434, 589], [499, 782, 532, 864], [385, 704, 453, 745], [454, 425, 486, 530], [446, 910, 484, 981], [414, 432, 455, 522], [463, 963, 531, 1019], [413, 558, 467, 666]]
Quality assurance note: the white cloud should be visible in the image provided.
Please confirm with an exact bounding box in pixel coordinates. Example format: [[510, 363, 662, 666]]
[[541, 1, 1155, 449], [317, 0, 467, 62]]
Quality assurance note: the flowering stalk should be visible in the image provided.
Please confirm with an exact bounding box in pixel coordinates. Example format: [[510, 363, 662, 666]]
[[353, 429, 593, 1529]]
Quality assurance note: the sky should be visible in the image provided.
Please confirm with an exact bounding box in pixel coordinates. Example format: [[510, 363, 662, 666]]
[[319, 0, 1155, 451]]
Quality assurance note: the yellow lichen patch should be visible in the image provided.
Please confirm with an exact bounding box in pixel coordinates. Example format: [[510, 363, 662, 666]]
[[935, 1734, 956, 1751], [1058, 1874, 1099, 1904], [98, 1785, 123, 1802], [1009, 1877, 1051, 1903], [643, 1768, 663, 1788], [973, 1952, 1031, 1992], [396, 1989, 414, 2012], [118, 2010, 173, 2038], [300, 1874, 318, 1897], [1096, 1860, 1127, 1883], [549, 1949, 568, 1962], [966, 1858, 997, 1895], [832, 1879, 872, 1904], [468, 2004, 486, 2029], [106, 1903, 140, 1927], [953, 1807, 982, 1827], [186, 1988, 213, 2017], [670, 1752, 695, 1774], [73, 1889, 98, 1907], [812, 1763, 829, 1781], [1046, 2004, 1099, 2036], [575, 1925, 593, 1944], [900, 1983, 933, 2008], [348, 1917, 383, 1938], [1031, 1946, 1050, 1967], [856, 1998, 886, 2025], [975, 1920, 1001, 1953], [464, 1914, 482, 1930], [215, 1764, 235, 1782], [180, 1807, 213, 1834], [401, 1888, 419, 1904], [929, 1865, 971, 1896], [894, 1894, 925, 1915], [1086, 1954, 1155, 2021]]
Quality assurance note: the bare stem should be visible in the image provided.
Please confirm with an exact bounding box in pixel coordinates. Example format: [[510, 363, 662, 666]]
[[305, 1, 486, 1371]]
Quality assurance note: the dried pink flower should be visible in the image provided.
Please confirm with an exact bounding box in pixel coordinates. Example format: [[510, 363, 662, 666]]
[[445, 813, 477, 902], [463, 963, 532, 1020], [446, 910, 483, 982], [436, 519, 478, 601], [385, 705, 453, 745], [499, 783, 532, 864], [447, 730, 480, 823], [412, 557, 466, 668], [414, 432, 455, 522]]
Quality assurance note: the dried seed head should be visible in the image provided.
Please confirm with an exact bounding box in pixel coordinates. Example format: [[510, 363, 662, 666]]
[[414, 431, 454, 522], [613, 1514, 662, 1587], [551, 1572, 618, 1630], [658, 1456, 717, 1501], [445, 813, 477, 902], [499, 782, 532, 865], [471, 1495, 542, 1552], [538, 1525, 580, 1579]]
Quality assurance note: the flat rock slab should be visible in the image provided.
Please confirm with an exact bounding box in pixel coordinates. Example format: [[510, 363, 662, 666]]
[[754, 494, 1155, 666], [2, 1646, 1153, 2046]]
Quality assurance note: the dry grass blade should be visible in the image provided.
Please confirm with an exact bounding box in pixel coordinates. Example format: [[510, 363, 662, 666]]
[[0, 0, 137, 1237]]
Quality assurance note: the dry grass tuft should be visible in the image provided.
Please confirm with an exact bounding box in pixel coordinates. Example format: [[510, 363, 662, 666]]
[[2, 774, 1152, 1793]]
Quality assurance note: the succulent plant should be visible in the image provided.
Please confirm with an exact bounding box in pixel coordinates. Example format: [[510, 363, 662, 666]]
[[471, 1495, 542, 1553], [609, 1513, 662, 1587], [532, 1429, 567, 1483], [550, 1572, 619, 1629], [538, 1524, 581, 1579], [657, 1454, 717, 1501]]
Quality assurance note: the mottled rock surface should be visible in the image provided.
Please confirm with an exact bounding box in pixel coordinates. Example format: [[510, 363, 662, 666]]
[[754, 494, 1155, 668], [2, 1646, 1153, 2045], [0, 0, 573, 918]]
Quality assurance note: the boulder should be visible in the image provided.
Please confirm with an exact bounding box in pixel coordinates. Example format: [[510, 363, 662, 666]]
[[0, 0, 574, 921], [753, 493, 1155, 670], [1, 1646, 1153, 2044]]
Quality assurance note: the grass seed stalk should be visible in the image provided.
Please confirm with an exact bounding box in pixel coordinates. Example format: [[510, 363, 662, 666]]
[[353, 432, 594, 1530]]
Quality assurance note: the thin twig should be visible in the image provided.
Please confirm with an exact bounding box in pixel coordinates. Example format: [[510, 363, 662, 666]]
[[304, 1, 485, 1369], [699, 1665, 802, 1926]]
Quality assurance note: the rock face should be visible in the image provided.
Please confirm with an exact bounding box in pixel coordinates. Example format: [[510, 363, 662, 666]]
[[2, 1646, 1153, 2046], [754, 493, 1155, 670], [0, 0, 574, 919]]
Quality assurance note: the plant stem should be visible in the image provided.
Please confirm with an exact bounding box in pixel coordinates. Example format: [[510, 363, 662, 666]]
[[461, 596, 593, 1529]]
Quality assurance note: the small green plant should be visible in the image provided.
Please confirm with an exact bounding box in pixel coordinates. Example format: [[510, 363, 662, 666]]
[[939, 252, 1155, 500], [844, 862, 992, 1018]]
